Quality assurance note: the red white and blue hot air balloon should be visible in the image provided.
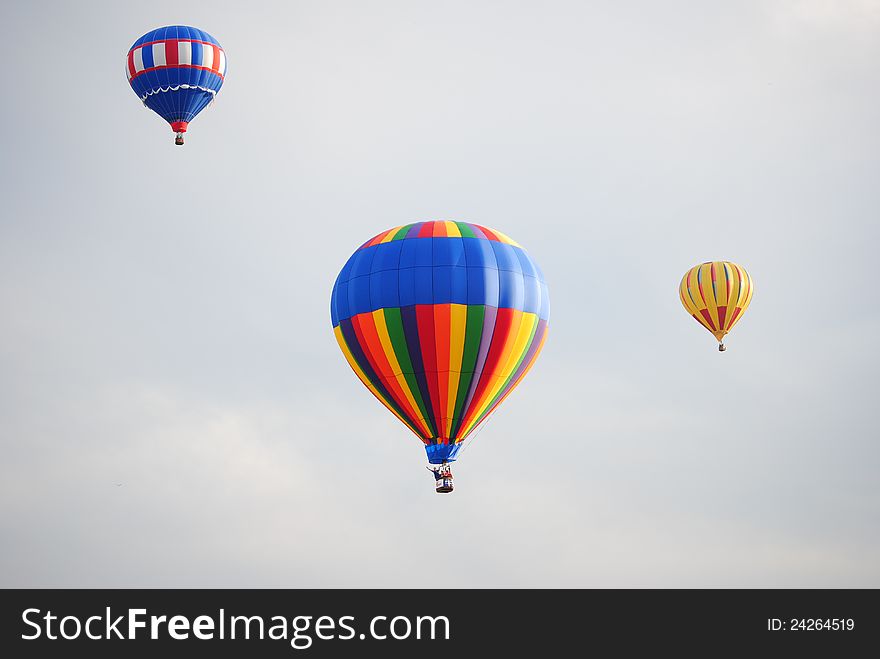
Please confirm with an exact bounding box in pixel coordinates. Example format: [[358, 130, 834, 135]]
[[126, 26, 226, 145]]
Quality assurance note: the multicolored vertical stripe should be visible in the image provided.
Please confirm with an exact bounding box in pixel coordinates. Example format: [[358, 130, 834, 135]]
[[679, 261, 753, 343], [331, 221, 550, 463]]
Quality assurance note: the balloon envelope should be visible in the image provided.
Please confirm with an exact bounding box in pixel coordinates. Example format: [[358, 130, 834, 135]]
[[679, 261, 753, 346], [330, 221, 550, 464], [126, 26, 226, 141]]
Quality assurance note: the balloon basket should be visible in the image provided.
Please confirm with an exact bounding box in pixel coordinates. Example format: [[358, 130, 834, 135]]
[[435, 477, 454, 494], [718, 343, 726, 352], [174, 132, 185, 146]]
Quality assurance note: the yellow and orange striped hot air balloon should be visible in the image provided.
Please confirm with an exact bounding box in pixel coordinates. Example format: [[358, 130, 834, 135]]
[[679, 261, 753, 351]]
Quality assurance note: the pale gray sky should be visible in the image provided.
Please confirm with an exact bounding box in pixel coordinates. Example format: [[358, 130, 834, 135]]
[[1, 0, 878, 587]]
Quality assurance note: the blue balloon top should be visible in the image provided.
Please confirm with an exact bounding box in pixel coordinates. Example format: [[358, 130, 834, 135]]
[[130, 25, 221, 50]]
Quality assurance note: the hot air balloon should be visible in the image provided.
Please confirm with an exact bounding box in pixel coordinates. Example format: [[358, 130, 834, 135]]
[[679, 261, 753, 351], [330, 221, 550, 493], [126, 26, 226, 145]]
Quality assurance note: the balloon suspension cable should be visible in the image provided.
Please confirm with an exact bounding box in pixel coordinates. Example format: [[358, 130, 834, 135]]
[[718, 342, 726, 352], [457, 412, 496, 458], [175, 132, 185, 146]]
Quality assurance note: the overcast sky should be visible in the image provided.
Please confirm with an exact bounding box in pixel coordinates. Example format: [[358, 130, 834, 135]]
[[1, 0, 878, 587]]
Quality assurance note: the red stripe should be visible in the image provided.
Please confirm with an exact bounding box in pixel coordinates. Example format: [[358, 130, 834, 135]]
[[479, 226, 501, 242], [165, 40, 179, 66], [127, 50, 135, 77], [350, 315, 385, 380], [729, 306, 743, 325], [341, 324, 415, 435], [459, 308, 516, 431], [128, 64, 225, 82], [468, 224, 488, 240], [416, 304, 442, 437], [467, 323, 548, 434], [699, 309, 716, 331], [364, 230, 390, 248], [417, 222, 434, 238], [351, 314, 425, 435], [212, 45, 221, 72], [717, 305, 727, 329], [434, 304, 451, 436]]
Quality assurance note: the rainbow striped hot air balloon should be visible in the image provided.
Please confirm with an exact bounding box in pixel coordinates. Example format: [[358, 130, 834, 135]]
[[330, 221, 550, 481], [679, 261, 753, 351]]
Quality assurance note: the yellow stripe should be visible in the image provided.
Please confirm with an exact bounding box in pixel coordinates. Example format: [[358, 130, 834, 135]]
[[726, 263, 741, 330], [679, 272, 701, 317], [687, 268, 706, 310], [685, 266, 715, 333], [743, 268, 754, 308], [719, 262, 734, 331], [333, 327, 422, 439], [701, 263, 720, 331], [718, 261, 737, 332], [444, 221, 461, 238], [733, 263, 747, 309], [487, 312, 536, 402], [460, 322, 548, 438], [379, 225, 404, 243], [490, 228, 522, 248], [371, 310, 432, 437], [445, 303, 467, 437], [466, 312, 536, 432], [715, 262, 729, 319], [727, 263, 753, 332]]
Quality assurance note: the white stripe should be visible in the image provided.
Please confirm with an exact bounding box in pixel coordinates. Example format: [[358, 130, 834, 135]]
[[178, 41, 192, 66], [201, 43, 213, 71], [152, 43, 166, 67], [218, 50, 226, 75], [133, 47, 144, 73], [125, 57, 131, 80]]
